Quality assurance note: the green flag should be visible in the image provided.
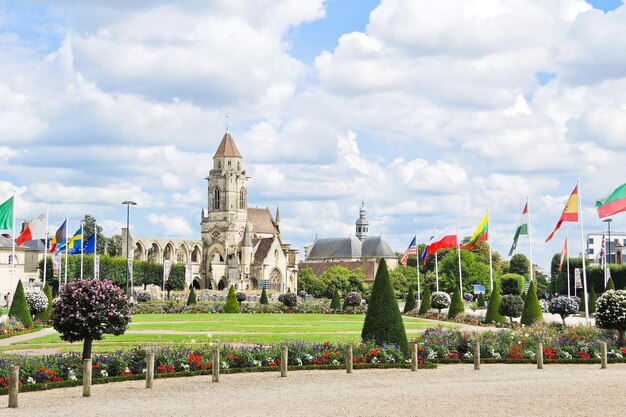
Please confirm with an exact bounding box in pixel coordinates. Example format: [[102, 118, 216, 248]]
[[0, 196, 13, 230]]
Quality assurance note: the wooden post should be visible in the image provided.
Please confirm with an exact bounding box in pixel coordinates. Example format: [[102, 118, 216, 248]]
[[601, 342, 607, 369], [146, 352, 155, 388], [346, 344, 353, 374], [536, 342, 543, 370], [410, 343, 418, 371], [8, 366, 18, 408], [212, 349, 220, 382], [83, 359, 92, 397], [280, 346, 288, 377], [473, 340, 480, 371]]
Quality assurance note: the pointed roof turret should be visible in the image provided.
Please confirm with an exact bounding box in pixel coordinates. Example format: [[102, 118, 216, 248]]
[[275, 206, 280, 224], [243, 223, 252, 247], [214, 131, 242, 158]]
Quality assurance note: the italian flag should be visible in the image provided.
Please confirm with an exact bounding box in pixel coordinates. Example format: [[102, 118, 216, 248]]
[[461, 214, 488, 250], [508, 203, 528, 256], [16, 213, 46, 246], [596, 183, 626, 219], [0, 196, 13, 231]]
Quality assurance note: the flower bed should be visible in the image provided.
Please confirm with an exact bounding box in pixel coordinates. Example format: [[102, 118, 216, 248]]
[[0, 340, 418, 394], [412, 324, 624, 363], [0, 317, 40, 339], [132, 301, 367, 315], [406, 310, 503, 327]]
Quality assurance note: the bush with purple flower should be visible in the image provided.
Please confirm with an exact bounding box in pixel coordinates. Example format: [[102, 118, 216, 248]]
[[431, 292, 451, 313], [52, 279, 131, 360], [548, 296, 579, 326], [344, 292, 362, 310]]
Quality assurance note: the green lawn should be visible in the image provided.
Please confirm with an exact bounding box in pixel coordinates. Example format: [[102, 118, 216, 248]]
[[3, 314, 451, 354]]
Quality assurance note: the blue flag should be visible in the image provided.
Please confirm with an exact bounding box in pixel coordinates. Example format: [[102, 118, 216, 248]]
[[82, 234, 96, 254]]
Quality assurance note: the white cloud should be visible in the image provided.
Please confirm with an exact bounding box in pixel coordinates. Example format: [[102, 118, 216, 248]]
[[147, 213, 193, 237]]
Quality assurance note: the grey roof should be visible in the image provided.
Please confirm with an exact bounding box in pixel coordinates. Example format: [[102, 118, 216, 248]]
[[361, 236, 395, 258], [21, 239, 47, 251], [307, 236, 395, 260], [0, 235, 12, 248]]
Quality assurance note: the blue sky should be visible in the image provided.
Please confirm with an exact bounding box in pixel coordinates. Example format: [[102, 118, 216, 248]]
[[2, 0, 626, 271]]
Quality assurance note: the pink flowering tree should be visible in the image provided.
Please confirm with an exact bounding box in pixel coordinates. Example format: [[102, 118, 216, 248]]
[[52, 279, 131, 360]]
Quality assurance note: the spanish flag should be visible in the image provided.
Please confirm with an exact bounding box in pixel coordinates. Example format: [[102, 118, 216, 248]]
[[545, 186, 578, 242]]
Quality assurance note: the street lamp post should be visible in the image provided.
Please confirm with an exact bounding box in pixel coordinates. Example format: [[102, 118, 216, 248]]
[[122, 201, 137, 300]]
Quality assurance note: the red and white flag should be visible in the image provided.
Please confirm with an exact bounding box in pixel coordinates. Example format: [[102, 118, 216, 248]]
[[424, 225, 457, 256], [16, 213, 46, 246]]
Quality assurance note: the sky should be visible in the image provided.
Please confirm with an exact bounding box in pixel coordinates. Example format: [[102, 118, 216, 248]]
[[1, 0, 626, 271]]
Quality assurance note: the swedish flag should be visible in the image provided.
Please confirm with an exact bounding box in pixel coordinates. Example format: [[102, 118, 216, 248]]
[[67, 226, 83, 255]]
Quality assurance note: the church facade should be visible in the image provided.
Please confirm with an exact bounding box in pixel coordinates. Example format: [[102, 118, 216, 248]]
[[123, 131, 298, 293], [199, 132, 298, 292]]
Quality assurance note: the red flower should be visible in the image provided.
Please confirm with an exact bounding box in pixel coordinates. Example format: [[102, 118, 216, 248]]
[[579, 351, 591, 360]]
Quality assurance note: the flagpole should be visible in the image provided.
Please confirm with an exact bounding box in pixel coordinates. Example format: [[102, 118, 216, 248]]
[[527, 197, 534, 282], [80, 221, 84, 279], [416, 233, 421, 307], [487, 209, 493, 293], [94, 221, 98, 279], [10, 190, 16, 306], [43, 206, 49, 287], [577, 179, 589, 321], [64, 218, 68, 286], [456, 218, 463, 298], [434, 227, 439, 292], [566, 234, 571, 298], [603, 233, 607, 288]]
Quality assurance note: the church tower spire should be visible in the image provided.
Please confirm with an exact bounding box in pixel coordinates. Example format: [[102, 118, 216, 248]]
[[355, 201, 369, 241]]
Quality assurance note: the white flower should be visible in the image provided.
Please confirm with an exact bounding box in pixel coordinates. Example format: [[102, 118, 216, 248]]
[[27, 377, 35, 384], [295, 358, 303, 366], [100, 370, 109, 378], [221, 361, 229, 369]]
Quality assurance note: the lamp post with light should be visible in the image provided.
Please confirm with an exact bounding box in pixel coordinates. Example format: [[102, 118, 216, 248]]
[[122, 200, 137, 300]]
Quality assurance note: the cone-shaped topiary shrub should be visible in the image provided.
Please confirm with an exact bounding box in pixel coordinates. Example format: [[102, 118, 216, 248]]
[[403, 286, 417, 313], [330, 289, 341, 310], [187, 287, 197, 306], [447, 285, 465, 318], [418, 286, 431, 315], [361, 259, 408, 353], [36, 282, 53, 323], [589, 285, 597, 314], [484, 287, 506, 324], [606, 277, 615, 291], [260, 287, 269, 305], [9, 280, 33, 328], [520, 280, 543, 325], [477, 293, 486, 308], [224, 285, 240, 313]]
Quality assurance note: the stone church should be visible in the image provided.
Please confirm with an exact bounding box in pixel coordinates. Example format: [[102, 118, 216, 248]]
[[123, 131, 298, 293], [199, 132, 298, 292]]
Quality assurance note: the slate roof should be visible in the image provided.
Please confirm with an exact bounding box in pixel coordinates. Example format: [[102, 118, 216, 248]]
[[254, 237, 274, 263], [248, 208, 278, 234], [214, 132, 242, 158], [306, 236, 395, 260]]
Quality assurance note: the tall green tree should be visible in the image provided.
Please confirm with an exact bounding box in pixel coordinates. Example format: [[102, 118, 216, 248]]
[[438, 250, 490, 293], [106, 234, 123, 257], [9, 280, 33, 328], [403, 286, 416, 313], [509, 254, 530, 277], [81, 214, 107, 255], [418, 286, 431, 315], [361, 259, 408, 353]]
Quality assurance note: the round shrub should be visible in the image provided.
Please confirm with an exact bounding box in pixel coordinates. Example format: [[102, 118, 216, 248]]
[[431, 291, 451, 313], [501, 273, 525, 295], [498, 295, 524, 324], [596, 289, 626, 345], [463, 293, 473, 302], [136, 291, 151, 303], [298, 290, 307, 298], [344, 292, 362, 310], [236, 292, 247, 303], [548, 296, 579, 326], [52, 279, 131, 359], [25, 289, 49, 315], [280, 292, 297, 307]]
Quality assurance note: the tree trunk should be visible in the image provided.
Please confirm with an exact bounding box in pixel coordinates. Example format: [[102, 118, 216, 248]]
[[619, 329, 625, 347], [562, 315, 566, 326], [83, 337, 93, 360]]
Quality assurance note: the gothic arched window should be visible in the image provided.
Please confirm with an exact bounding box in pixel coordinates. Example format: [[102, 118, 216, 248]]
[[239, 188, 246, 210], [213, 188, 221, 210]]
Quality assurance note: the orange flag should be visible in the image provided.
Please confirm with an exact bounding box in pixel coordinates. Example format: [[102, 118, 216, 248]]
[[546, 185, 579, 242]]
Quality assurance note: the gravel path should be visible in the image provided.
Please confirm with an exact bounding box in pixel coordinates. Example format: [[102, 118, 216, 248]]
[[4, 364, 626, 416]]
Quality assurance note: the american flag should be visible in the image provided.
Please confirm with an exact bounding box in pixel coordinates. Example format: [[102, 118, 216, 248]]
[[401, 236, 417, 267], [599, 234, 606, 267]]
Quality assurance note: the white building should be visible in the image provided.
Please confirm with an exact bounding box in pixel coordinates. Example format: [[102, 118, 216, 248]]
[[586, 232, 626, 265], [0, 236, 44, 305]]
